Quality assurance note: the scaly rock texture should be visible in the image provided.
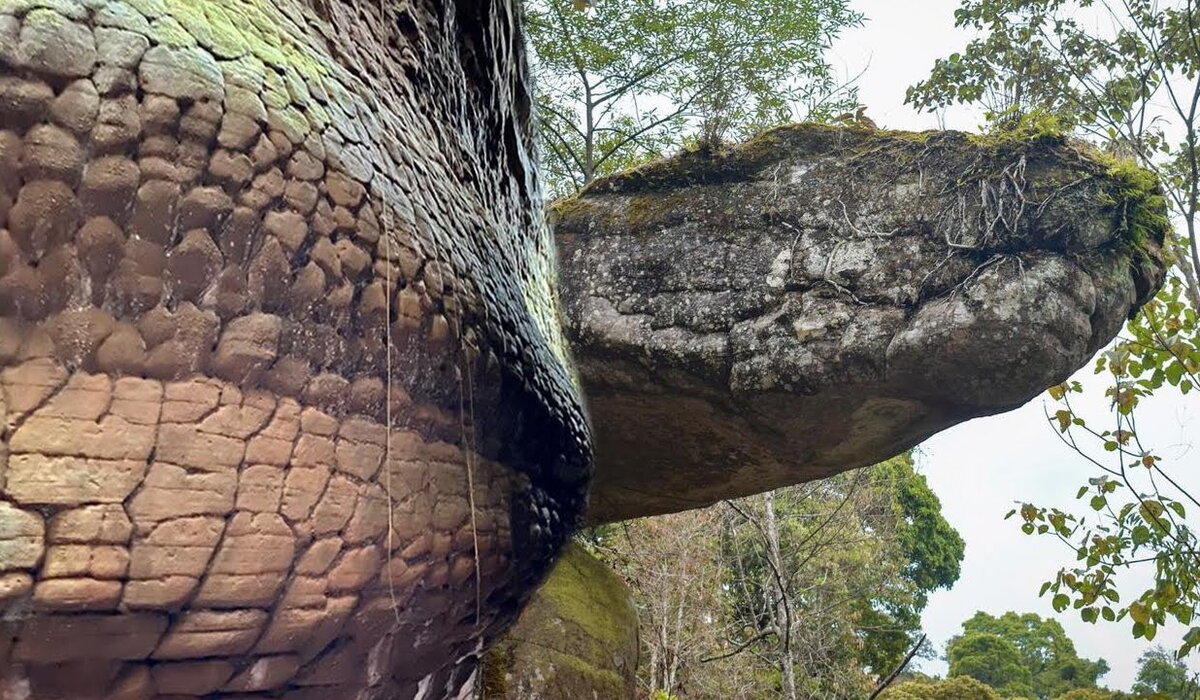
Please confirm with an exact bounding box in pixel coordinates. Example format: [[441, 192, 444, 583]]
[[479, 542, 639, 700], [556, 125, 1168, 523], [0, 0, 591, 698]]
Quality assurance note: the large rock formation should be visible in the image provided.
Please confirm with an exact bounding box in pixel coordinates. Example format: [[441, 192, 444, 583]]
[[479, 542, 638, 699], [556, 125, 1167, 523], [0, 1, 591, 698], [0, 0, 1171, 694]]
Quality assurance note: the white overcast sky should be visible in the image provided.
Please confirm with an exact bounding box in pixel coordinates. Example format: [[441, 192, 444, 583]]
[[828, 0, 1199, 690]]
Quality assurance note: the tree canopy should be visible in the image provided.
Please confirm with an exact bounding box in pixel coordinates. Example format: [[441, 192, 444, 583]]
[[585, 452, 963, 699], [1132, 646, 1200, 699], [947, 612, 1110, 699], [524, 0, 863, 194]]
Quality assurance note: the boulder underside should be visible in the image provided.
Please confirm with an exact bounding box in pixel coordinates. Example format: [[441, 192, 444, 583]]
[[556, 125, 1166, 523]]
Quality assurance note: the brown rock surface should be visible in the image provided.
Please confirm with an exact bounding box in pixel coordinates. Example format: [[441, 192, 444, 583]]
[[0, 1, 590, 697]]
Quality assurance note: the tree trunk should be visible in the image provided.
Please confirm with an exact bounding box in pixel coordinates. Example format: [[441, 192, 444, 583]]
[[763, 491, 798, 700]]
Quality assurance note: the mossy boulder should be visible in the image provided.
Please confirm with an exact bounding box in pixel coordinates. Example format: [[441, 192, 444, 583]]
[[481, 542, 638, 699], [555, 123, 1170, 523]]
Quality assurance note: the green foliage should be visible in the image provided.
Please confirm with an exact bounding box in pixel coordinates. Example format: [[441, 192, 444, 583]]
[[912, 0, 1200, 658], [597, 452, 963, 698], [948, 631, 1037, 698], [1132, 646, 1200, 699], [1052, 689, 1132, 700], [1016, 275, 1200, 656], [856, 455, 965, 675], [524, 0, 862, 195], [879, 675, 1002, 700], [946, 612, 1109, 699]]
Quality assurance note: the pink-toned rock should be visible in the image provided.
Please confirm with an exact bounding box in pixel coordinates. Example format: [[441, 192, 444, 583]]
[[127, 463, 236, 524], [154, 423, 245, 471], [153, 609, 268, 659], [150, 659, 234, 695], [209, 312, 281, 383], [13, 613, 167, 662], [33, 578, 123, 611], [0, 501, 43, 571], [42, 544, 129, 579], [47, 505, 132, 544], [236, 465, 284, 513]]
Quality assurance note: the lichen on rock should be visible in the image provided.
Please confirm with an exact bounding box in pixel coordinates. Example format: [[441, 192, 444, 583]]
[[555, 123, 1169, 523]]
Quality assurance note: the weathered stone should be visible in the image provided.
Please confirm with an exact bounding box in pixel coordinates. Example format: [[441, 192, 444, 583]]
[[154, 423, 244, 471], [50, 78, 99, 134], [33, 578, 123, 611], [6, 455, 143, 505], [21, 124, 83, 183], [14, 613, 166, 662], [223, 654, 300, 692], [482, 543, 639, 699], [0, 572, 32, 602], [150, 659, 234, 695], [80, 156, 139, 216], [10, 415, 154, 461], [42, 544, 129, 580], [95, 26, 148, 68], [47, 504, 132, 544], [209, 312, 281, 383], [127, 463, 236, 524], [153, 609, 267, 659], [236, 464, 283, 513], [326, 545, 381, 592], [128, 516, 223, 579], [0, 502, 43, 570], [8, 179, 78, 258], [17, 9, 96, 78], [556, 125, 1168, 522], [139, 44, 224, 102]]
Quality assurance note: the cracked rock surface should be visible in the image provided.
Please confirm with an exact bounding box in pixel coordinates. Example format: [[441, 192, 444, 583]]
[[0, 0, 591, 698], [556, 125, 1168, 524]]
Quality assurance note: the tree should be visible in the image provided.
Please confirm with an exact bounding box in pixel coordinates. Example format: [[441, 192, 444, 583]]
[[1132, 646, 1200, 699], [590, 452, 963, 699], [878, 675, 1002, 700], [856, 457, 966, 677], [1053, 689, 1131, 700], [948, 631, 1036, 698], [946, 612, 1109, 699], [524, 0, 863, 195], [908, 0, 1200, 657]]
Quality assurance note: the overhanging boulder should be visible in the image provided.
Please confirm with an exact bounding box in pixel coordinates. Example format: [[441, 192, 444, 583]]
[[555, 124, 1168, 524]]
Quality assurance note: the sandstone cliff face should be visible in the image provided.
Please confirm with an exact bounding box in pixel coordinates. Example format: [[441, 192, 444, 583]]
[[0, 0, 590, 697], [556, 125, 1167, 523]]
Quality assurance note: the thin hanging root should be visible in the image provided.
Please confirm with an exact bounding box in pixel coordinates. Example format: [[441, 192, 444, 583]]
[[378, 0, 402, 628], [383, 200, 402, 625], [461, 341, 482, 628], [428, 199, 483, 630]]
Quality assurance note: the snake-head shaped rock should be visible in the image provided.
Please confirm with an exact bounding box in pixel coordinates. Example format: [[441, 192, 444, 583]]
[[555, 124, 1168, 524], [0, 0, 591, 697]]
